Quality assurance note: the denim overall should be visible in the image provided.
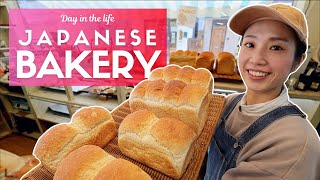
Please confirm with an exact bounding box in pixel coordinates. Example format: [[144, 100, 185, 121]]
[[205, 94, 306, 180]]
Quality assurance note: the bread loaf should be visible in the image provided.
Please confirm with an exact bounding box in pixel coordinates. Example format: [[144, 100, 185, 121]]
[[149, 65, 213, 93], [129, 79, 209, 135], [216, 52, 235, 75], [169, 50, 198, 68], [196, 51, 214, 71], [118, 110, 197, 179], [54, 145, 151, 180], [33, 106, 116, 173], [170, 50, 216, 72]]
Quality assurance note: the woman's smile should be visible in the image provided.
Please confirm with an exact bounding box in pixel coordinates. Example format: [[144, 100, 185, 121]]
[[246, 69, 270, 80]]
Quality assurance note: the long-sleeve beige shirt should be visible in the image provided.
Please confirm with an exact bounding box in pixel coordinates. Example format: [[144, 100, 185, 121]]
[[222, 94, 320, 180]]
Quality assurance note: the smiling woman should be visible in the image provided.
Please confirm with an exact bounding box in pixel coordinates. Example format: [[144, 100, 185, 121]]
[[205, 3, 320, 180]]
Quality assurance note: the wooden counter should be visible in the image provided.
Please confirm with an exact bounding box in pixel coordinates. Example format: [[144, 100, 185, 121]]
[[214, 81, 320, 101]]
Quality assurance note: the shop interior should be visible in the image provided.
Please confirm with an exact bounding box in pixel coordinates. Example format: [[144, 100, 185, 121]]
[[0, 0, 319, 179]]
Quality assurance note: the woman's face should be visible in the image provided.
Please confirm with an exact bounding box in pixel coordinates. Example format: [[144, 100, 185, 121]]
[[238, 19, 297, 96]]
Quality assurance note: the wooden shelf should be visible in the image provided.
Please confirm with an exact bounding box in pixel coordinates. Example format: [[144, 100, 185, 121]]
[[0, 78, 8, 84], [0, 1, 13, 137], [0, 56, 9, 61], [289, 90, 320, 101], [38, 112, 70, 124], [30, 99, 70, 124], [25, 113, 36, 120], [0, 86, 25, 98], [11, 109, 36, 120], [71, 92, 119, 111], [214, 81, 320, 101], [28, 88, 69, 103], [0, 25, 9, 29], [0, 130, 11, 138], [0, 47, 9, 51], [0, 108, 11, 138], [0, 0, 47, 136], [0, 85, 126, 137], [214, 81, 246, 92], [22, 131, 41, 139]]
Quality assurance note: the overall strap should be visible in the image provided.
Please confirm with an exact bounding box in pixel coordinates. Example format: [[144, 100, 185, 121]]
[[239, 105, 306, 146], [221, 93, 244, 123]]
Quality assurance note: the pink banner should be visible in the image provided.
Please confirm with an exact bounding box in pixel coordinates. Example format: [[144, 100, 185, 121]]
[[9, 9, 167, 86]]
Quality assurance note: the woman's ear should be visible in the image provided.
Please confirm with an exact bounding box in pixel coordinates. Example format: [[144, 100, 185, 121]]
[[291, 53, 306, 73]]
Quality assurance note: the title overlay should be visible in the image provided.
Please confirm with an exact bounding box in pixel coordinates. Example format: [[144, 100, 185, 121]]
[[9, 9, 167, 86]]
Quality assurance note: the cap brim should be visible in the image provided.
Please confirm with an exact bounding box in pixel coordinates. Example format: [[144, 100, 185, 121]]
[[228, 5, 301, 38]]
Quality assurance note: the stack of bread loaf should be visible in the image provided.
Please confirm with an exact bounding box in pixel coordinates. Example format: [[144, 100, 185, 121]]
[[118, 65, 213, 179], [54, 145, 151, 180], [129, 65, 213, 135], [216, 52, 236, 75], [31, 65, 214, 179], [170, 50, 215, 71], [33, 106, 117, 173], [170, 50, 237, 76]]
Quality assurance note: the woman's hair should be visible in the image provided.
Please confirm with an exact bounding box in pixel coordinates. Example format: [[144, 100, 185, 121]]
[[294, 35, 307, 64]]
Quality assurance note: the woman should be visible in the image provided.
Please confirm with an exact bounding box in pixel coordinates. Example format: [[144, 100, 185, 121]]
[[205, 3, 320, 180]]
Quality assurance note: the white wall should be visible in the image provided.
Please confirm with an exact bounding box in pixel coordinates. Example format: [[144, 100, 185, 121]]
[[306, 1, 320, 55]]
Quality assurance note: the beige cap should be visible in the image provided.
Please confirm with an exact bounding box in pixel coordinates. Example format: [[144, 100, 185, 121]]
[[228, 3, 308, 44]]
